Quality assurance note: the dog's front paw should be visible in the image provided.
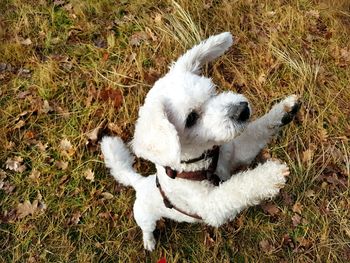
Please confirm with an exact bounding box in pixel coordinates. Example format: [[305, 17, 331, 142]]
[[259, 159, 289, 197], [280, 95, 302, 126], [269, 95, 301, 128]]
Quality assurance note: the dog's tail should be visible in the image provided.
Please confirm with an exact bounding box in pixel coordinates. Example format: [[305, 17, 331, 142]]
[[101, 136, 143, 188], [171, 32, 233, 74]]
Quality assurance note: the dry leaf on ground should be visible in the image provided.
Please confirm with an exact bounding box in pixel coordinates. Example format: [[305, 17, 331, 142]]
[[259, 239, 275, 253], [98, 88, 123, 109], [292, 213, 302, 227], [16, 199, 46, 219], [14, 120, 26, 129], [86, 120, 107, 145], [5, 157, 26, 173], [129, 31, 149, 46], [302, 149, 314, 163], [20, 38, 32, 45], [292, 202, 303, 214], [42, 100, 53, 114], [60, 138, 75, 157], [261, 202, 281, 217], [29, 169, 41, 180], [55, 160, 68, 170], [84, 169, 95, 182], [68, 211, 81, 225], [101, 192, 114, 200]]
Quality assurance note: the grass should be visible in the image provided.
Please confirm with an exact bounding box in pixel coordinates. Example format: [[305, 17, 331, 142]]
[[0, 0, 349, 262]]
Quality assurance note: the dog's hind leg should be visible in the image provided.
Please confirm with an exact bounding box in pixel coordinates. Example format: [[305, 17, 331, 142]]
[[133, 199, 158, 251], [218, 95, 300, 179]]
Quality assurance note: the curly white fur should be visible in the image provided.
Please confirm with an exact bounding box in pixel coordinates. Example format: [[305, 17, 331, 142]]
[[101, 32, 300, 251]]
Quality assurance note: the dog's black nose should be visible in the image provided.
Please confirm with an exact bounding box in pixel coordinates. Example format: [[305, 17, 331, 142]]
[[228, 102, 250, 122]]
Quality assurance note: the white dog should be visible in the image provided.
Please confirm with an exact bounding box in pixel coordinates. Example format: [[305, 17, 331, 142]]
[[101, 32, 300, 251]]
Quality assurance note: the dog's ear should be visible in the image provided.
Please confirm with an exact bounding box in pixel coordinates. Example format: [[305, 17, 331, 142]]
[[171, 32, 233, 75], [131, 98, 180, 168]]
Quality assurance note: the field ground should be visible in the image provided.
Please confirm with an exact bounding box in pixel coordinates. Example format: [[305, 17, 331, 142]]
[[0, 0, 349, 262]]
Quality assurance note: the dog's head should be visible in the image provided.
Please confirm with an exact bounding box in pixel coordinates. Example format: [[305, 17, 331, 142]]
[[131, 32, 251, 168]]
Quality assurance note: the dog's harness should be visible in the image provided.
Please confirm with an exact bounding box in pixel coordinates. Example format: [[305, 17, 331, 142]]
[[156, 146, 221, 220]]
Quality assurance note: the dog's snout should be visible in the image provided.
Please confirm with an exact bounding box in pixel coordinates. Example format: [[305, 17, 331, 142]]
[[228, 102, 250, 122]]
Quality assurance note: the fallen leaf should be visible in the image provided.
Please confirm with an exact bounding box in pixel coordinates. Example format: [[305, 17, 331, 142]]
[[282, 233, 294, 248], [53, 0, 65, 6], [342, 245, 350, 261], [107, 122, 123, 134], [59, 174, 69, 185], [56, 106, 70, 119], [318, 128, 328, 142], [5, 141, 15, 150], [60, 138, 72, 151], [21, 38, 32, 46], [42, 100, 53, 113], [98, 88, 123, 109], [129, 31, 149, 46], [18, 68, 31, 78], [55, 160, 68, 170], [339, 48, 350, 66], [102, 52, 109, 61], [60, 138, 75, 157], [154, 13, 162, 24], [296, 237, 313, 249], [261, 202, 280, 217], [0, 169, 6, 179], [0, 169, 15, 194], [101, 192, 114, 200], [29, 169, 41, 180], [93, 36, 107, 48], [292, 214, 302, 227], [17, 90, 31, 99], [86, 120, 106, 145], [98, 212, 111, 219], [258, 73, 267, 84], [63, 3, 73, 11], [259, 239, 275, 253], [234, 214, 245, 229], [156, 218, 166, 230], [68, 211, 81, 225], [0, 180, 15, 194], [281, 190, 293, 206], [24, 130, 36, 140], [36, 141, 48, 152], [305, 189, 315, 198], [306, 10, 320, 19], [145, 27, 158, 42], [302, 149, 314, 163], [16, 200, 37, 219], [14, 120, 26, 129], [204, 229, 216, 248], [16, 198, 46, 219], [5, 157, 26, 173], [292, 202, 303, 214], [84, 169, 95, 182], [143, 68, 161, 85]]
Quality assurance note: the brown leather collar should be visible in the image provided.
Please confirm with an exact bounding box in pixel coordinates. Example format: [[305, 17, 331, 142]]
[[165, 146, 221, 186], [156, 146, 222, 220], [156, 176, 202, 220]]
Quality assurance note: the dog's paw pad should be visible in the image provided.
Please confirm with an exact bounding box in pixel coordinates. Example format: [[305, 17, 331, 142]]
[[280, 95, 301, 126]]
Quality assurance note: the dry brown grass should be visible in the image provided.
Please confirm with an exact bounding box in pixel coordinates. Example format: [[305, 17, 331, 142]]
[[1, 0, 349, 262]]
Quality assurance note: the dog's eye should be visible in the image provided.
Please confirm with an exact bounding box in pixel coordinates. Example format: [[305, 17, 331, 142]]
[[185, 111, 199, 128]]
